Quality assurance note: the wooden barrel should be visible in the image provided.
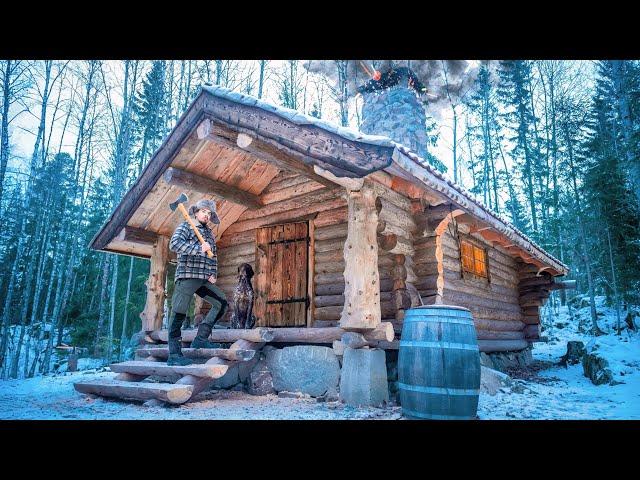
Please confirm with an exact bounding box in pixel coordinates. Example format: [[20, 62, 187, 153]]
[[398, 305, 480, 420]]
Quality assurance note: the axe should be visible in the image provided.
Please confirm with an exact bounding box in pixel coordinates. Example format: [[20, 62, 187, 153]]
[[169, 193, 214, 259]]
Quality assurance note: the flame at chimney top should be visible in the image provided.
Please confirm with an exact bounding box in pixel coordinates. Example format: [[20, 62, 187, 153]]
[[357, 66, 427, 95], [358, 67, 430, 160]]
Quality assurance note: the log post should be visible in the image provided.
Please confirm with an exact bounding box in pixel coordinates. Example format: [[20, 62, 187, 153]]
[[340, 183, 380, 330], [139, 235, 169, 333], [432, 208, 465, 304]]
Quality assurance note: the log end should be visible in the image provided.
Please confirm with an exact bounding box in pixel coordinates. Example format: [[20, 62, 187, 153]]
[[257, 327, 275, 342]]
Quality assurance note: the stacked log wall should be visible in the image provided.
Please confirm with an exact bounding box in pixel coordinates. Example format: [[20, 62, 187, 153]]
[[312, 208, 347, 327], [214, 172, 348, 326], [516, 263, 555, 341], [370, 183, 419, 335], [412, 214, 531, 352]]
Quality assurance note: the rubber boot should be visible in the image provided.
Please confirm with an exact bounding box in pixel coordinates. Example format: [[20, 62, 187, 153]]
[[190, 322, 219, 349], [167, 337, 193, 366]]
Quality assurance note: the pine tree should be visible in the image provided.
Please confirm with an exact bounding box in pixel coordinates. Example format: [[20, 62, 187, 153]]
[[132, 61, 167, 174], [497, 60, 543, 238], [582, 64, 640, 305]]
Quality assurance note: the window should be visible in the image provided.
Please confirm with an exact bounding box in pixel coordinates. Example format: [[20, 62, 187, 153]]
[[460, 239, 489, 279]]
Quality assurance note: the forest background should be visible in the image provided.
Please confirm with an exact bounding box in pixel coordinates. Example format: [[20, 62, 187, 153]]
[[0, 59, 638, 379]]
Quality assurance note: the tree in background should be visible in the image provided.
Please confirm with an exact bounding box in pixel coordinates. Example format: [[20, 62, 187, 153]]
[[132, 60, 168, 174], [497, 60, 543, 238]]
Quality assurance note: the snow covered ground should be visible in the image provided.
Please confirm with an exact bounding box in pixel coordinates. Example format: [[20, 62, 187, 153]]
[[0, 297, 638, 420]]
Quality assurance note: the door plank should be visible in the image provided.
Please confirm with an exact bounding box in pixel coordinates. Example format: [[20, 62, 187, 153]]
[[254, 227, 270, 326], [282, 223, 298, 326], [294, 222, 309, 326], [267, 225, 285, 326]]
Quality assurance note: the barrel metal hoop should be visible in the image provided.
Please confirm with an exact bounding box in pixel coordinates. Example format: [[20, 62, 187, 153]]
[[403, 316, 474, 326], [401, 408, 477, 420], [398, 382, 480, 396], [399, 340, 479, 351]]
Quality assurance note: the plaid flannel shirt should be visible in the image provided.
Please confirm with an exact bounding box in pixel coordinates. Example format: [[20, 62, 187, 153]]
[[170, 221, 218, 281]]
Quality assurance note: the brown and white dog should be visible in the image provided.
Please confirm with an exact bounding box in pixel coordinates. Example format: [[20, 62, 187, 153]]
[[230, 263, 256, 329]]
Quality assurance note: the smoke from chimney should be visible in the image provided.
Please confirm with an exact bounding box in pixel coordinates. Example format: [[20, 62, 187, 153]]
[[303, 60, 496, 121]]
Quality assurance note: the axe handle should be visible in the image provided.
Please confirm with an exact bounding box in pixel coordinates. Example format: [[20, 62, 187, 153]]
[[176, 203, 215, 259]]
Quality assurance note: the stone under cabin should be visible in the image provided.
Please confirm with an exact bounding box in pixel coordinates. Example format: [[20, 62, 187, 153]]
[[74, 67, 573, 406]]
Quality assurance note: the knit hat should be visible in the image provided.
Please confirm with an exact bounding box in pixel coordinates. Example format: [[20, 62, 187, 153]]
[[188, 199, 220, 224]]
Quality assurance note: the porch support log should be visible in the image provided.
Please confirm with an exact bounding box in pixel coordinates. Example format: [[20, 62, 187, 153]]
[[340, 183, 381, 330], [139, 235, 169, 332]]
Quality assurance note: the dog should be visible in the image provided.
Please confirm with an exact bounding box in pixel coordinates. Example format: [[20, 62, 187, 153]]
[[230, 263, 256, 329]]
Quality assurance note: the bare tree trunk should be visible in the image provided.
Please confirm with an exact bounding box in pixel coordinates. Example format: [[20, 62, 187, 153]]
[[9, 226, 42, 378], [94, 257, 111, 355], [0, 60, 12, 205], [258, 60, 267, 99], [106, 256, 118, 362], [0, 217, 28, 371], [336, 61, 349, 126], [606, 227, 622, 334], [493, 122, 519, 223], [119, 256, 135, 360], [29, 229, 62, 377], [88, 255, 104, 314], [24, 227, 51, 377], [565, 125, 602, 336]]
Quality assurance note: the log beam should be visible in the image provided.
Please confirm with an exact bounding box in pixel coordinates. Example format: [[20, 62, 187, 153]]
[[163, 166, 262, 209], [117, 226, 158, 246], [196, 118, 337, 189], [150, 327, 275, 344]]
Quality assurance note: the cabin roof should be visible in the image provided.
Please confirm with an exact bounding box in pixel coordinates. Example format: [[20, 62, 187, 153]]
[[90, 85, 569, 276]]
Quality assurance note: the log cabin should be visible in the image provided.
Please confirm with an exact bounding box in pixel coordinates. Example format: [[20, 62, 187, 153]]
[[79, 70, 572, 404]]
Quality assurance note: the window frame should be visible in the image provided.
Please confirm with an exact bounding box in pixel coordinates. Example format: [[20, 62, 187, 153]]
[[458, 235, 491, 282]]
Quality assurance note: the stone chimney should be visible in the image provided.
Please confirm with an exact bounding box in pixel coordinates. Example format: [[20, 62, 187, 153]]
[[358, 67, 429, 160]]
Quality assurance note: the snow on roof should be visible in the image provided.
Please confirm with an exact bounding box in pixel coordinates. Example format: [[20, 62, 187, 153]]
[[201, 85, 568, 273]]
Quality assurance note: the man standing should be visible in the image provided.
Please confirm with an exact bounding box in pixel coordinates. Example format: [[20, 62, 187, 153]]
[[166, 199, 228, 366]]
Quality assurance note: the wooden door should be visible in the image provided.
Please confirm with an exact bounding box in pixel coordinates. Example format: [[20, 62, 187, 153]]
[[254, 222, 309, 327]]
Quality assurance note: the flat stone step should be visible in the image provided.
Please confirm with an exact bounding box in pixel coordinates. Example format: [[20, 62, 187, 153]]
[[137, 347, 255, 362], [109, 361, 229, 379], [74, 379, 194, 404]]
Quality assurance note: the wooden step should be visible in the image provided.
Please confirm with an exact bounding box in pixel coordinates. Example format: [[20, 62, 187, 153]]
[[137, 347, 255, 362], [109, 361, 229, 379], [150, 327, 275, 343], [74, 379, 194, 404]]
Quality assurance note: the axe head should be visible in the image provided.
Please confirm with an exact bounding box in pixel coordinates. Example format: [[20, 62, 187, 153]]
[[169, 192, 188, 212]]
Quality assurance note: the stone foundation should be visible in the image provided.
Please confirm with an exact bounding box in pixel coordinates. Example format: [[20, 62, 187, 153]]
[[479, 347, 534, 373], [339, 348, 389, 407], [206, 345, 535, 401]]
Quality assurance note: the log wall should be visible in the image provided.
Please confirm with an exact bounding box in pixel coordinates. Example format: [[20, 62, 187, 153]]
[[212, 172, 347, 326], [412, 214, 531, 351], [200, 169, 553, 347], [370, 182, 420, 335]]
